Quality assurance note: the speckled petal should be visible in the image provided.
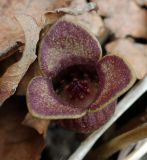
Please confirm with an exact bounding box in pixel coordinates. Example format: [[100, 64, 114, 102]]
[[59, 101, 116, 133], [89, 55, 136, 112], [39, 18, 102, 76], [27, 76, 87, 119]]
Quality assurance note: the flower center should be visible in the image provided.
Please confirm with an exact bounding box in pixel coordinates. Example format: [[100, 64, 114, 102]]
[[52, 64, 99, 108], [65, 78, 90, 100]]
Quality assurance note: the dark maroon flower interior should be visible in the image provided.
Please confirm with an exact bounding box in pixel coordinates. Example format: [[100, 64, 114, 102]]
[[52, 63, 99, 109]]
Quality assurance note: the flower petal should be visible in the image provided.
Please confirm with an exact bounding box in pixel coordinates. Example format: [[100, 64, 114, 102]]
[[59, 101, 116, 133], [89, 55, 136, 112], [27, 76, 86, 119], [39, 18, 102, 76]]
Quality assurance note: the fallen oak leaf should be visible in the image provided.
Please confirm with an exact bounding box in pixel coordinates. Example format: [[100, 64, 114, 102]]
[[0, 96, 44, 160], [106, 38, 147, 79], [0, 14, 40, 106], [0, 15, 24, 61], [23, 113, 50, 137], [47, 2, 96, 16], [92, 0, 147, 38]]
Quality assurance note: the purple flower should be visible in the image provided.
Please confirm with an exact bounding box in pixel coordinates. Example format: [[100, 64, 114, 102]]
[[27, 18, 136, 133]]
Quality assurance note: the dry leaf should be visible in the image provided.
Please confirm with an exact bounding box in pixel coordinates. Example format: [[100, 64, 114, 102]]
[[0, 41, 24, 62], [0, 96, 44, 160], [45, 0, 106, 40], [135, 0, 147, 6], [63, 13, 107, 41], [0, 0, 70, 60], [23, 113, 50, 136], [0, 15, 40, 106], [87, 123, 147, 160], [106, 38, 147, 79], [93, 0, 147, 38], [16, 60, 41, 96], [48, 2, 96, 16]]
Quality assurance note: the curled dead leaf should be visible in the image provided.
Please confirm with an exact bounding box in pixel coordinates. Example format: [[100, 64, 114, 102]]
[[0, 41, 24, 62], [16, 60, 41, 96], [106, 38, 147, 79], [0, 0, 69, 60], [0, 14, 40, 106], [92, 0, 147, 38], [0, 96, 44, 160], [47, 2, 96, 16]]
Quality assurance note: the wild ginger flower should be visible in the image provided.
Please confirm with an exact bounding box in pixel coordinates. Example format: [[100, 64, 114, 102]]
[[27, 18, 136, 133]]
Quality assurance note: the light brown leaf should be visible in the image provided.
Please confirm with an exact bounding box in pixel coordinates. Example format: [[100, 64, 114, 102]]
[[0, 15, 40, 106], [23, 113, 50, 136], [135, 0, 147, 6], [48, 2, 96, 16], [92, 0, 147, 38], [0, 0, 70, 60], [63, 13, 107, 42], [0, 96, 44, 160], [106, 38, 147, 79]]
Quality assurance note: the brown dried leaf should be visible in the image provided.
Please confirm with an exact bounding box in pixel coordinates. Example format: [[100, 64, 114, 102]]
[[45, 0, 106, 40], [48, 2, 96, 15], [0, 41, 24, 62], [23, 113, 50, 136], [93, 0, 147, 38], [135, 0, 147, 6], [63, 12, 107, 41], [87, 123, 147, 160], [106, 38, 147, 79], [0, 0, 69, 60], [0, 15, 40, 106], [16, 60, 41, 96], [0, 96, 44, 160]]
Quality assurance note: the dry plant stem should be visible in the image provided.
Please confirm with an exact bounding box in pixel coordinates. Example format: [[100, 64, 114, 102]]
[[68, 76, 147, 160], [135, 138, 147, 150], [88, 123, 147, 160], [117, 144, 136, 160], [117, 139, 147, 160], [124, 140, 147, 160]]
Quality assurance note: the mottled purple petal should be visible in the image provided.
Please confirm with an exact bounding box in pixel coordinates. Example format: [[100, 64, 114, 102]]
[[27, 76, 87, 119], [89, 55, 136, 112], [59, 101, 116, 133], [39, 18, 102, 76]]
